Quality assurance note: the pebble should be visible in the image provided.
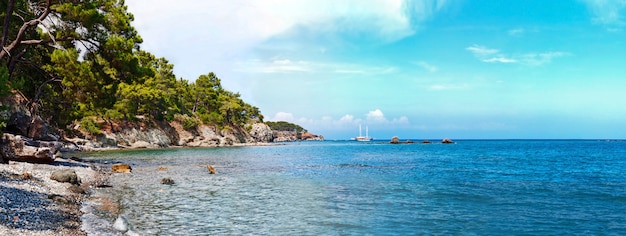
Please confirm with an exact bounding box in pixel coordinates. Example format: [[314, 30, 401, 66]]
[[0, 159, 102, 235]]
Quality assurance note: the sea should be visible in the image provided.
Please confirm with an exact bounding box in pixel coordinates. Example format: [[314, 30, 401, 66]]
[[77, 140, 626, 235]]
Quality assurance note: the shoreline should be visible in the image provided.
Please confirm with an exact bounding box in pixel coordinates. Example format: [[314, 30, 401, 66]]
[[0, 158, 108, 235]]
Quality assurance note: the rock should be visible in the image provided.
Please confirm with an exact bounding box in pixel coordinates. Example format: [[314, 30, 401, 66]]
[[301, 132, 325, 141], [160, 178, 175, 185], [28, 115, 58, 141], [422, 140, 431, 144], [0, 133, 61, 163], [249, 123, 274, 142], [50, 169, 81, 185], [442, 138, 455, 144], [6, 112, 30, 136], [67, 185, 86, 194], [406, 139, 414, 144], [112, 163, 132, 173], [113, 215, 131, 233], [22, 172, 32, 180], [390, 136, 400, 144], [131, 140, 151, 148], [48, 194, 70, 204], [207, 165, 217, 174]]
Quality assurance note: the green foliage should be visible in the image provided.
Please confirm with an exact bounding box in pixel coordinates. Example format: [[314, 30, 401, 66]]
[[80, 117, 102, 135], [1, 0, 265, 135], [266, 121, 307, 133], [174, 114, 199, 130]]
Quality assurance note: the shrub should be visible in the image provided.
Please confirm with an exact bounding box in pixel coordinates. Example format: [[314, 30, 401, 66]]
[[80, 117, 101, 135], [174, 114, 199, 130]]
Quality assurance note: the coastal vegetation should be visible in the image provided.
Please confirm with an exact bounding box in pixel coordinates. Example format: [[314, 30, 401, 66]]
[[0, 0, 262, 136], [265, 121, 307, 133]]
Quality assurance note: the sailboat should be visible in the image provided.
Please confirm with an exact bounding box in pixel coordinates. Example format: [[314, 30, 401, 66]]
[[355, 124, 373, 142]]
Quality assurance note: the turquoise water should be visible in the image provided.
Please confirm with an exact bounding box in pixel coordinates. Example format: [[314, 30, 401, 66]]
[[81, 140, 626, 235]]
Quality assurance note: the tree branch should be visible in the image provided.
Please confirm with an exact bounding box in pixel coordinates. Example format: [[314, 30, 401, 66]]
[[0, 0, 53, 61]]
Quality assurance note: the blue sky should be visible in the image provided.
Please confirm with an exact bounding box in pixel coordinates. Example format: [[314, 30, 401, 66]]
[[126, 0, 626, 140]]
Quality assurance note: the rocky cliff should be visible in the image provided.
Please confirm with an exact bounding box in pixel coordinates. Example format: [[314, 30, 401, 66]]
[[64, 121, 275, 151], [1, 93, 321, 163]]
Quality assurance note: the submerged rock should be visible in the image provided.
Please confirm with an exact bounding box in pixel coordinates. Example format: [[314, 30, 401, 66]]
[[161, 177, 175, 185], [207, 165, 217, 174], [112, 163, 132, 173]]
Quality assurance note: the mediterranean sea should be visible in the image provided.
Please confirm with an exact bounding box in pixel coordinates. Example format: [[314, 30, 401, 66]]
[[79, 140, 626, 235]]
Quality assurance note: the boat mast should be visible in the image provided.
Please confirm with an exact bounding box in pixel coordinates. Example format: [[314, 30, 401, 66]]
[[359, 124, 362, 137], [366, 126, 369, 138]]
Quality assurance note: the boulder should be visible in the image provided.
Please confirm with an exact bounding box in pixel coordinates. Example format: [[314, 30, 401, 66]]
[[422, 140, 431, 144], [27, 115, 58, 141], [112, 163, 132, 173], [50, 169, 81, 185], [390, 136, 400, 144], [249, 123, 273, 142], [442, 138, 454, 144], [0, 133, 61, 163]]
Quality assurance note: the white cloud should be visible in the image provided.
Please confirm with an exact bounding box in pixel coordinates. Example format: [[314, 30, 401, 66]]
[[465, 45, 499, 56], [414, 61, 439, 72], [238, 58, 397, 75], [466, 44, 568, 66], [520, 52, 570, 66], [482, 57, 517, 63], [126, 0, 450, 79], [366, 109, 387, 122], [339, 114, 354, 123], [266, 109, 409, 134], [270, 112, 296, 122], [581, 0, 626, 27], [508, 28, 525, 36]]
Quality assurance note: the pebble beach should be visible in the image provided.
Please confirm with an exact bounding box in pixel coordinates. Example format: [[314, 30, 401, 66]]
[[0, 158, 106, 235]]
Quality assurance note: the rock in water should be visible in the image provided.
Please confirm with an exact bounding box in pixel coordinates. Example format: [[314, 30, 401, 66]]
[[207, 165, 217, 174], [390, 136, 400, 144], [161, 178, 175, 185], [113, 215, 131, 233], [50, 169, 81, 185], [112, 163, 132, 173], [442, 138, 455, 144]]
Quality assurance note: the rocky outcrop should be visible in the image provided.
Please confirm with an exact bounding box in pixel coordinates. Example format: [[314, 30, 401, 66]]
[[0, 133, 61, 163], [300, 132, 324, 141], [249, 123, 273, 142], [272, 131, 324, 142], [390, 136, 400, 144], [442, 138, 455, 144]]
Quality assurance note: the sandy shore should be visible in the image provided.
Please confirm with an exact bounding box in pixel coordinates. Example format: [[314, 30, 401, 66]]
[[0, 158, 107, 235]]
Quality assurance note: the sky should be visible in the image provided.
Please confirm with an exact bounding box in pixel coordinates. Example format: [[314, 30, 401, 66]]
[[126, 0, 626, 140]]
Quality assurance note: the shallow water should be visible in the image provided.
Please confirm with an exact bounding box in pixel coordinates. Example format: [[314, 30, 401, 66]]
[[79, 140, 626, 235]]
